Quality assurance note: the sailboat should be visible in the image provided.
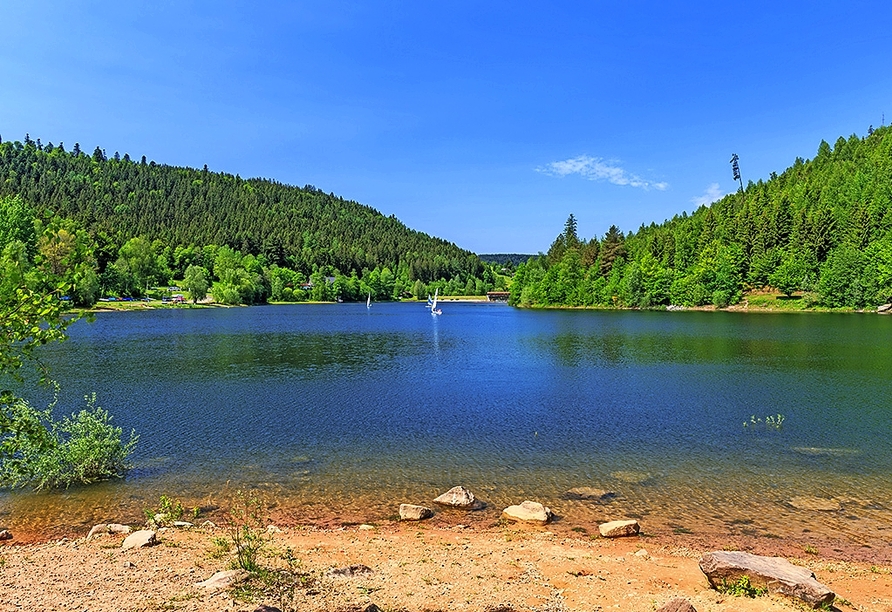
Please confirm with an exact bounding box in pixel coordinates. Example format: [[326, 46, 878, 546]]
[[366, 292, 371, 309], [430, 288, 442, 315]]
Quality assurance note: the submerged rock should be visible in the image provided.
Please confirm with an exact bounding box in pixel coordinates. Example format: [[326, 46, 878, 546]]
[[501, 501, 553, 525], [699, 550, 834, 608], [611, 471, 650, 484], [598, 519, 640, 538], [433, 486, 480, 509], [399, 504, 433, 521], [789, 496, 841, 512], [564, 487, 616, 502]]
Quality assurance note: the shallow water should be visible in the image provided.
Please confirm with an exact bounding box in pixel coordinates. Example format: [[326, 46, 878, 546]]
[[4, 304, 892, 548]]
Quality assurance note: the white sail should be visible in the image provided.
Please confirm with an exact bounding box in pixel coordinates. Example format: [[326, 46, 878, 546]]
[[367, 292, 371, 308], [431, 288, 441, 315]]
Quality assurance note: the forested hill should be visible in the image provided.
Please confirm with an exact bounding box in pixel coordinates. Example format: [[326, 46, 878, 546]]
[[0, 137, 480, 283], [512, 125, 892, 310]]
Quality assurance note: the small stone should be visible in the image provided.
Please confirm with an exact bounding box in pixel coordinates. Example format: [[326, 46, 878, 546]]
[[634, 548, 649, 557], [399, 503, 434, 521], [0, 530, 12, 541], [254, 606, 283, 612], [122, 561, 137, 569], [433, 485, 479, 508], [172, 521, 194, 528], [327, 564, 373, 577], [200, 520, 217, 529], [358, 524, 375, 530], [195, 569, 249, 589], [266, 525, 282, 533], [656, 598, 697, 612], [501, 500, 553, 525], [121, 530, 157, 551], [598, 519, 640, 538]]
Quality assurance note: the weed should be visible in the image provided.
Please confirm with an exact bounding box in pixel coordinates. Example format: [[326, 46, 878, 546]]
[[209, 536, 231, 558], [804, 544, 818, 555], [144, 494, 185, 527], [743, 414, 785, 430], [227, 489, 268, 572], [716, 575, 767, 598]]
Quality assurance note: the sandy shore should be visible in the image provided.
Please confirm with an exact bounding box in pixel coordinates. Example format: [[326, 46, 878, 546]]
[[1, 521, 890, 612]]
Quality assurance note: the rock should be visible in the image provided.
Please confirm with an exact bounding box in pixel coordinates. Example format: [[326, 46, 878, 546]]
[[878, 303, 892, 313], [433, 485, 479, 508], [254, 606, 283, 612], [200, 520, 217, 529], [598, 520, 640, 538], [358, 524, 375, 531], [789, 496, 841, 511], [327, 564, 373, 577], [121, 530, 157, 551], [122, 560, 137, 569], [88, 523, 132, 540], [0, 530, 11, 541], [656, 598, 697, 612], [195, 569, 249, 589], [172, 521, 194, 528], [634, 548, 649, 557], [501, 500, 553, 525], [699, 550, 835, 608], [399, 503, 434, 521], [564, 487, 616, 502]]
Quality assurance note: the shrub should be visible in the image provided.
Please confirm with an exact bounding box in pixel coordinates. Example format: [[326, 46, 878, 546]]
[[0, 391, 137, 490]]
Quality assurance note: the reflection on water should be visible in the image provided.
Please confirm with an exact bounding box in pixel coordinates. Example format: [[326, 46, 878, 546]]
[[3, 304, 892, 549]]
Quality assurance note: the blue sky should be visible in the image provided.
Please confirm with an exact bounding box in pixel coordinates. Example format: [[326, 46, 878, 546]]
[[3, 2, 891, 254]]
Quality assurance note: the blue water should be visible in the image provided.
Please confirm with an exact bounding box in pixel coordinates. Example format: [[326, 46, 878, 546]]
[[4, 303, 892, 544]]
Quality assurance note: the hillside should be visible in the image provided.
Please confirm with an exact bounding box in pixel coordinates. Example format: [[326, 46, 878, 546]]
[[511, 126, 892, 310], [0, 135, 502, 304]]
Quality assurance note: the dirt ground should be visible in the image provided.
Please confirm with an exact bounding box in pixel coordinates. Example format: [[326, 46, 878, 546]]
[[1, 520, 891, 612]]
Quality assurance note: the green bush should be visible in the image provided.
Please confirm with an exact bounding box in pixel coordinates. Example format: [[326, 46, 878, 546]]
[[0, 391, 137, 490]]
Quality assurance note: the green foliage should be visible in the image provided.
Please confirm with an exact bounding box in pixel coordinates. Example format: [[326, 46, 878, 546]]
[[181, 264, 209, 303], [144, 494, 185, 527], [226, 490, 269, 573], [716, 575, 768, 598], [511, 126, 892, 311], [0, 392, 138, 490], [0, 138, 496, 302]]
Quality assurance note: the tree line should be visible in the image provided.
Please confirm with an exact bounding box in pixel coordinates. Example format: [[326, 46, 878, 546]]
[[511, 126, 892, 310], [0, 135, 508, 305]]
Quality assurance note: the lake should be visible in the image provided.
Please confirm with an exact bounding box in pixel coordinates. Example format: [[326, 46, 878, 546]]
[[4, 302, 892, 549]]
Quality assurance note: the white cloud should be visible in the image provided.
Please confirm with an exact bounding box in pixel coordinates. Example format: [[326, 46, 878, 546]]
[[691, 183, 723, 207], [537, 155, 668, 191]]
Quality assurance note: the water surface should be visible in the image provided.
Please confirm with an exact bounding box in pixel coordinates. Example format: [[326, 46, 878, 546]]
[[5, 304, 892, 549]]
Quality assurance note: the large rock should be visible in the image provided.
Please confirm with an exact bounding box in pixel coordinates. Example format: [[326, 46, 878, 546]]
[[598, 519, 640, 538], [433, 486, 479, 509], [399, 503, 433, 521], [877, 303, 892, 313], [656, 599, 697, 612], [195, 569, 249, 589], [699, 551, 835, 608], [121, 530, 157, 551], [501, 500, 553, 525]]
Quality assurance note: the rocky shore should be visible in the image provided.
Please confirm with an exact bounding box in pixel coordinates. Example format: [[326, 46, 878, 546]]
[[0, 486, 890, 611]]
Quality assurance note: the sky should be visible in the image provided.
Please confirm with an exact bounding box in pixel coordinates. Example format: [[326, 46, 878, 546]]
[[2, 2, 892, 254]]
